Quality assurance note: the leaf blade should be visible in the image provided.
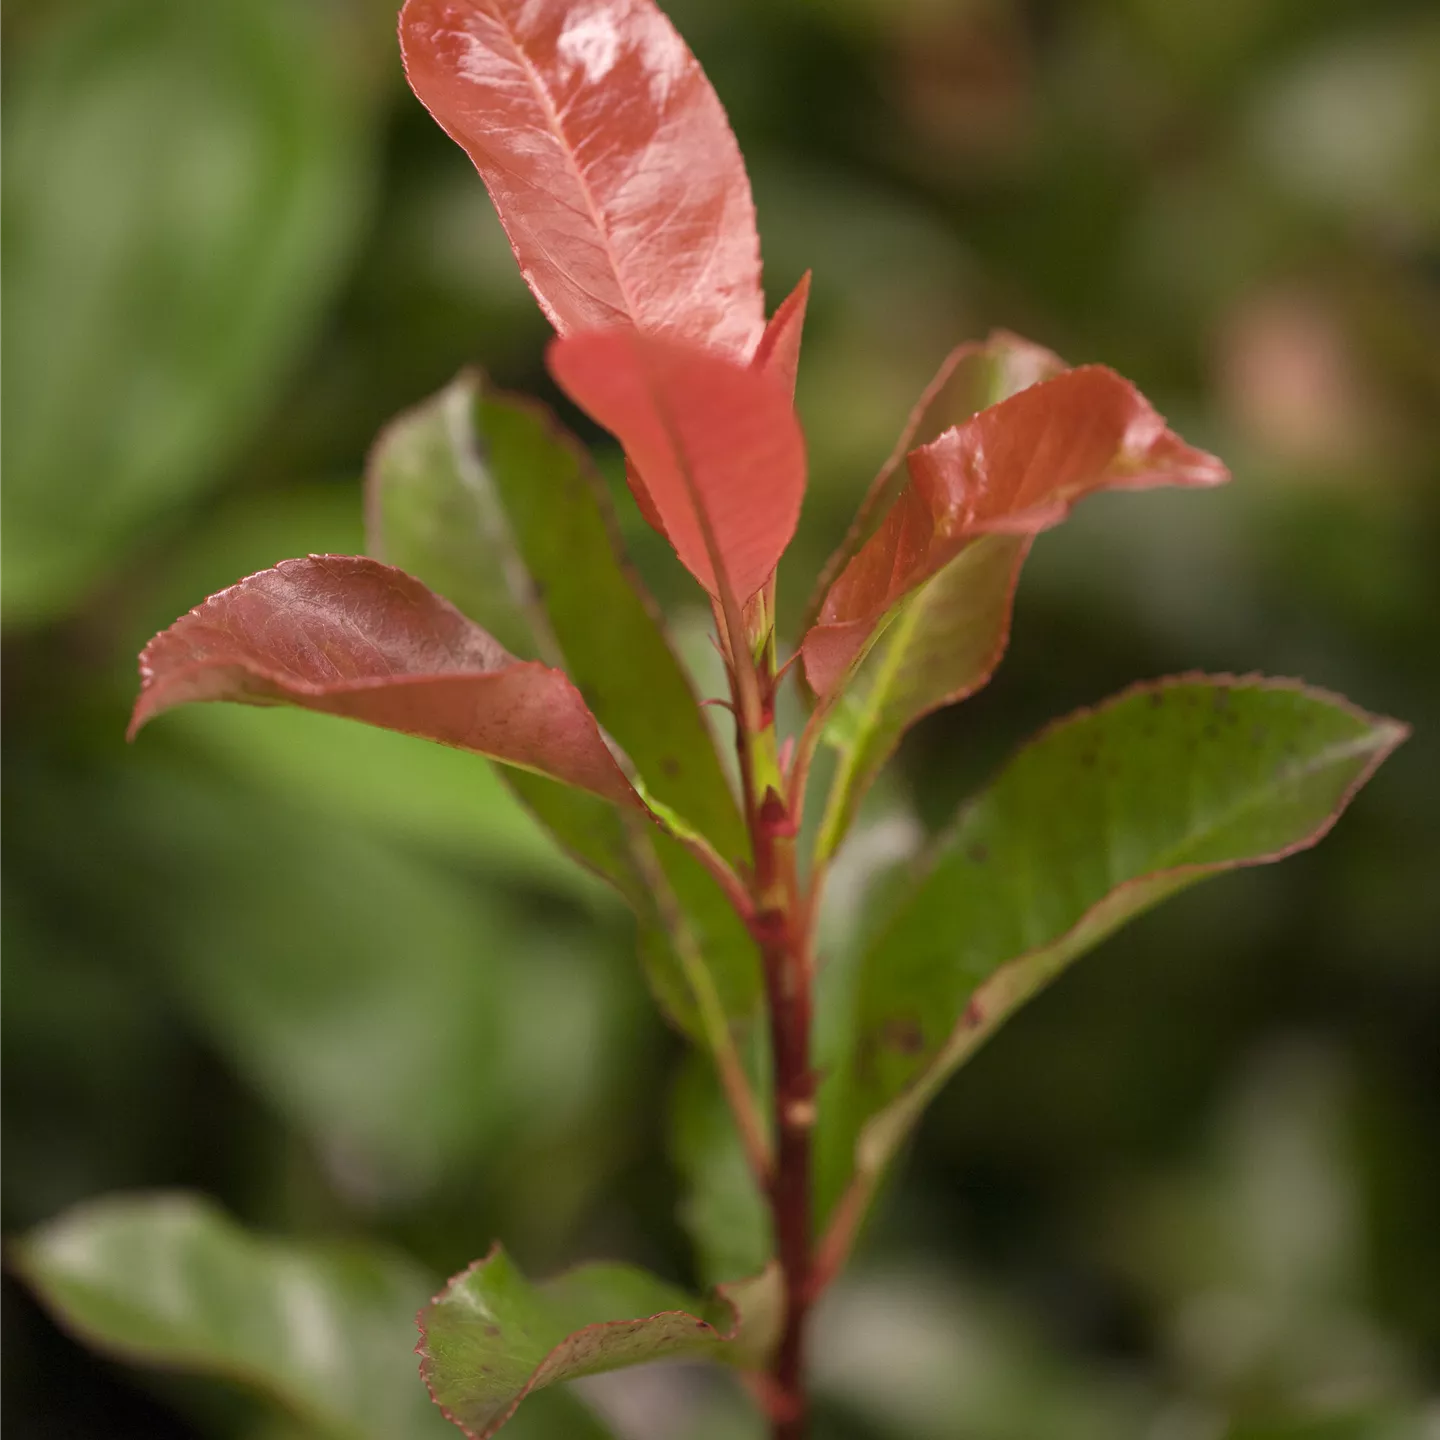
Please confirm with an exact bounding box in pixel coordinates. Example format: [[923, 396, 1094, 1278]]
[[419, 1248, 779, 1438], [798, 330, 1066, 644], [816, 676, 1407, 1232], [399, 0, 764, 358], [471, 383, 747, 859], [549, 330, 807, 603], [802, 364, 1228, 700], [364, 376, 761, 1041], [753, 271, 813, 400], [13, 1193, 454, 1440], [130, 556, 641, 808]]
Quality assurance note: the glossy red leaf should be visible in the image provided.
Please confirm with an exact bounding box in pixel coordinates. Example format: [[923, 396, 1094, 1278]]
[[400, 0, 764, 358], [753, 271, 812, 400], [131, 556, 642, 808], [549, 329, 806, 604], [802, 366, 1228, 697], [624, 271, 812, 545]]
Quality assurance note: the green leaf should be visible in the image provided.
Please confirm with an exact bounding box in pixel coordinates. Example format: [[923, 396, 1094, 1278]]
[[366, 376, 761, 1044], [368, 374, 744, 858], [12, 1193, 453, 1440], [815, 677, 1407, 1235], [806, 339, 1227, 861], [419, 1249, 780, 1439], [815, 531, 1028, 858], [2, 0, 371, 623]]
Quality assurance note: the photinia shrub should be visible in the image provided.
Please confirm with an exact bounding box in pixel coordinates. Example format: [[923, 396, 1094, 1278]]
[[18, 2, 1407, 1438]]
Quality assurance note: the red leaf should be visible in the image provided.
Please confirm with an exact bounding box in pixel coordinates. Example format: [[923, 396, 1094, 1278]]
[[400, 0, 764, 358], [549, 330, 806, 604], [753, 271, 812, 400], [798, 331, 1065, 648], [130, 556, 642, 807], [625, 271, 812, 545], [802, 366, 1228, 696]]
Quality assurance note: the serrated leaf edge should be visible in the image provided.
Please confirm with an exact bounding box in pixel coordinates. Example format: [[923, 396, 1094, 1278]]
[[415, 1245, 778, 1439], [818, 672, 1408, 1276]]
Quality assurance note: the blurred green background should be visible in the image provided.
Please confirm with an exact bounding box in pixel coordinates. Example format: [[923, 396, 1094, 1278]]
[[3, 0, 1438, 1436]]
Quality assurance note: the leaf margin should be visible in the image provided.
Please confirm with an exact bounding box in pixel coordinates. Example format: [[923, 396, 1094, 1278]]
[[815, 672, 1409, 1270], [416, 1243, 781, 1439]]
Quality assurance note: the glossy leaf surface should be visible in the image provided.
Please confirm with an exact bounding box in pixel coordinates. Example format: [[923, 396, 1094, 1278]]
[[365, 375, 760, 1040], [131, 556, 641, 808], [134, 479, 603, 897], [619, 270, 813, 546], [420, 1248, 779, 1437], [13, 1193, 455, 1440], [801, 331, 1065, 636], [2, 0, 369, 624], [816, 678, 1407, 1230], [753, 271, 813, 400], [550, 330, 806, 603], [802, 364, 1228, 701], [368, 374, 744, 856], [399, 0, 763, 358]]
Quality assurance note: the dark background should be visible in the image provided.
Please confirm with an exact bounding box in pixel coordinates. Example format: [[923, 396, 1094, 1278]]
[[4, 0, 1438, 1435]]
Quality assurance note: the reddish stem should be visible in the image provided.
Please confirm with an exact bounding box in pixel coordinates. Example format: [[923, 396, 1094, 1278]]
[[758, 902, 813, 1438], [738, 727, 815, 1437]]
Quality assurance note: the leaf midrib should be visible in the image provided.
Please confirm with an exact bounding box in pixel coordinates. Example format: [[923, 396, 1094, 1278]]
[[484, 2, 643, 329]]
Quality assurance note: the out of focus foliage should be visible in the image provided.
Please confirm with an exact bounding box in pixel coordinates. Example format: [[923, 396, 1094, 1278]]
[[3, 0, 1437, 1436]]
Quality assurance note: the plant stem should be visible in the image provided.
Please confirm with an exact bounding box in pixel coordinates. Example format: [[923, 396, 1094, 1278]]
[[759, 901, 813, 1439], [738, 713, 815, 1438]]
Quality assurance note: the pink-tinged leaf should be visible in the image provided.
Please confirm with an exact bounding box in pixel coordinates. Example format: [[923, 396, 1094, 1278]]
[[400, 0, 764, 358], [798, 330, 1066, 641], [802, 365, 1228, 699], [624, 271, 812, 543], [752, 271, 812, 400], [131, 556, 642, 808], [549, 329, 806, 604]]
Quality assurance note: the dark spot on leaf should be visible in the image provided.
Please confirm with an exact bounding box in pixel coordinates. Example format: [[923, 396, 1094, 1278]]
[[531, 578, 548, 603], [1212, 687, 1230, 712], [1079, 749, 1097, 768], [967, 841, 989, 864], [484, 1324, 500, 1337], [660, 755, 681, 778], [1251, 725, 1268, 746], [883, 1017, 925, 1056], [1149, 692, 1164, 709], [1204, 723, 1219, 739]]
